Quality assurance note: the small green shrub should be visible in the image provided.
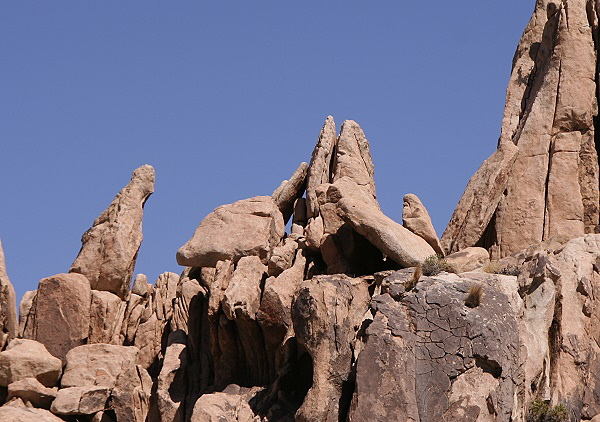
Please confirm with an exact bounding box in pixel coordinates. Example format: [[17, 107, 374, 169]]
[[527, 399, 568, 422], [422, 255, 452, 276]]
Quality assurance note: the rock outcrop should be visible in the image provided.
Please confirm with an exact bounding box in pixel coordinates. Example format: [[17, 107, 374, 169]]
[[4, 2, 600, 420], [443, 0, 600, 258], [70, 164, 155, 299], [0, 241, 17, 351]]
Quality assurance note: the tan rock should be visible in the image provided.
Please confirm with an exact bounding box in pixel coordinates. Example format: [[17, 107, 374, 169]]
[[0, 401, 63, 422], [190, 388, 263, 422], [61, 344, 139, 388], [7, 377, 58, 409], [18, 290, 36, 339], [443, 0, 599, 258], [33, 273, 91, 361], [272, 162, 308, 223], [293, 275, 371, 422], [0, 339, 62, 387], [177, 196, 285, 268], [402, 193, 444, 256], [222, 256, 266, 321], [331, 120, 377, 201], [70, 164, 155, 299], [267, 237, 298, 277], [329, 178, 435, 267], [156, 331, 188, 422], [89, 290, 124, 344], [50, 386, 110, 415], [131, 274, 150, 297], [0, 240, 17, 351], [444, 247, 490, 273], [111, 363, 152, 422], [306, 116, 337, 219]]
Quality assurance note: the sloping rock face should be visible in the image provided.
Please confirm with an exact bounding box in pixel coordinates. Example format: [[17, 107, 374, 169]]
[[443, 0, 600, 258], [71, 164, 155, 299], [0, 241, 17, 351]]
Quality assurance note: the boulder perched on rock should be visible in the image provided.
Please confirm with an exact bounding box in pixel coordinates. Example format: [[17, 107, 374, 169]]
[[50, 386, 110, 415], [444, 247, 490, 273], [0, 339, 62, 387], [402, 193, 444, 256], [71, 164, 155, 299], [0, 241, 17, 351], [177, 196, 285, 268]]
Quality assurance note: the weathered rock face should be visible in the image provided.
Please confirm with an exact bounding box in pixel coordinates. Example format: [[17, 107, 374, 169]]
[[0, 339, 62, 388], [7, 377, 57, 409], [443, 0, 600, 258], [176, 196, 285, 268], [0, 241, 17, 352], [70, 164, 155, 299], [31, 273, 91, 362]]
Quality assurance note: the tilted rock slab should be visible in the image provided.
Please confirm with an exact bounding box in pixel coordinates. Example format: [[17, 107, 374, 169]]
[[0, 240, 17, 351], [7, 377, 58, 409], [71, 164, 155, 299], [272, 161, 308, 224], [329, 178, 435, 267], [177, 196, 285, 268], [443, 0, 599, 258]]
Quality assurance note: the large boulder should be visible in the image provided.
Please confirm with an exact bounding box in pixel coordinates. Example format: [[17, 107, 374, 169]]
[[0, 240, 17, 351], [0, 339, 62, 387], [177, 196, 285, 268], [70, 164, 155, 299], [329, 178, 435, 267], [7, 377, 58, 409], [0, 401, 63, 422], [50, 386, 110, 415], [32, 273, 91, 362]]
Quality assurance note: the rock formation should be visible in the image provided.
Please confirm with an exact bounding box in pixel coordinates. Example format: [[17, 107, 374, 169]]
[[71, 164, 155, 299], [3, 1, 600, 420], [443, 0, 600, 259]]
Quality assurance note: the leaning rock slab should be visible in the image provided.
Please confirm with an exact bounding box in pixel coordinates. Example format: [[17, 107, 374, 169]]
[[33, 273, 91, 362], [177, 196, 285, 267], [0, 339, 62, 387], [329, 178, 435, 267], [71, 165, 155, 299]]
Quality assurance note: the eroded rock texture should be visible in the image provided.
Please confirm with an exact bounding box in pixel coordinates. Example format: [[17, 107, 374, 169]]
[[0, 241, 17, 351], [443, 0, 600, 258], [71, 165, 155, 299]]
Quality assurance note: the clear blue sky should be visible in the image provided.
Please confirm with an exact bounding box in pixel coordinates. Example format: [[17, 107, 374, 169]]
[[1, 2, 534, 303]]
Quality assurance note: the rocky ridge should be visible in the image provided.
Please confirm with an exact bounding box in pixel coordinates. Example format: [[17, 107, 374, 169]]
[[2, 0, 600, 420]]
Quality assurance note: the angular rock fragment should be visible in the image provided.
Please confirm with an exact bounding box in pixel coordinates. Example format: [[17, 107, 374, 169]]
[[50, 386, 110, 415], [71, 164, 155, 299], [18, 290, 37, 339], [272, 162, 308, 224], [89, 290, 124, 344], [189, 386, 263, 422], [0, 240, 17, 351], [32, 273, 91, 362], [402, 193, 444, 256], [0, 339, 62, 387], [7, 377, 57, 409], [444, 247, 490, 273], [155, 331, 188, 422], [177, 196, 285, 268]]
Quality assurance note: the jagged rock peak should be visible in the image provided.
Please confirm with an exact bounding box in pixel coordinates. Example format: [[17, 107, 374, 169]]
[[442, 0, 600, 258], [70, 164, 155, 299]]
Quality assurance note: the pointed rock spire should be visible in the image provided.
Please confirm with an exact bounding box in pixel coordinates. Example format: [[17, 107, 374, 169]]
[[443, 0, 599, 258], [70, 164, 155, 299]]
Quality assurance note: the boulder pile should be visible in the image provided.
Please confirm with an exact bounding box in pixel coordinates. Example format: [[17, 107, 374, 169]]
[[2, 0, 600, 420]]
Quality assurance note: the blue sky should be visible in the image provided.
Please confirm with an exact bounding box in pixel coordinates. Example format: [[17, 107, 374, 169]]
[[1, 2, 534, 303]]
